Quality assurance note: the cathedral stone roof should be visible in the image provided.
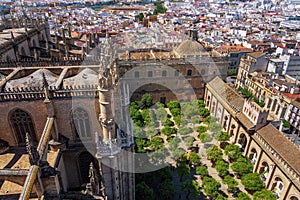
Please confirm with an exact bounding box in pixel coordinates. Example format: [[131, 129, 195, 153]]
[[63, 68, 98, 87], [257, 124, 300, 175], [207, 76, 244, 113], [5, 69, 58, 89], [174, 39, 209, 57]]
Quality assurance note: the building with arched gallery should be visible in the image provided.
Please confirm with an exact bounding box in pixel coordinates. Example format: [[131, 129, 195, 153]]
[[205, 76, 300, 200]]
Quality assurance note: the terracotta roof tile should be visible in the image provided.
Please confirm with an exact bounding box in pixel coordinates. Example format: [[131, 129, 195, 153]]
[[207, 76, 244, 112], [257, 124, 300, 175], [236, 112, 255, 130], [283, 92, 300, 100]]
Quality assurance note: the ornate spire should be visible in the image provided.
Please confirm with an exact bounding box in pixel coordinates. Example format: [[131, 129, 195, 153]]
[[42, 72, 50, 100], [88, 162, 99, 195], [25, 132, 39, 165]]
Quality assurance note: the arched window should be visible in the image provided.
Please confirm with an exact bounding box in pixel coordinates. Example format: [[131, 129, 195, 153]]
[[290, 196, 299, 200], [230, 124, 235, 137], [187, 69, 192, 76], [249, 148, 257, 165], [212, 102, 216, 113], [174, 70, 179, 77], [223, 116, 228, 130], [206, 95, 211, 107], [73, 108, 91, 138], [259, 162, 269, 180], [134, 71, 139, 78], [238, 133, 247, 151], [162, 70, 167, 77], [272, 177, 284, 197], [10, 109, 37, 145]]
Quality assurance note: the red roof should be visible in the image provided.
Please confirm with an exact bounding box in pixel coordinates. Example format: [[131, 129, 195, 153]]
[[283, 92, 300, 100]]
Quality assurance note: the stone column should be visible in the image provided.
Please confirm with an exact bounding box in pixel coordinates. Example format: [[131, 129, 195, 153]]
[[266, 164, 276, 189]]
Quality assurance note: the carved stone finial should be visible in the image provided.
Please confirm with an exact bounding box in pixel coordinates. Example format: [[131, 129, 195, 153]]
[[25, 132, 39, 165], [42, 72, 48, 86]]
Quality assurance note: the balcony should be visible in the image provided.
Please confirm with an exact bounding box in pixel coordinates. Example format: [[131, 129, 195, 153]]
[[96, 139, 121, 158]]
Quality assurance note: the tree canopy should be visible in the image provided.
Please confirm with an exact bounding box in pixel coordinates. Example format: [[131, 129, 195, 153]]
[[153, 3, 167, 15], [177, 162, 190, 181], [178, 125, 191, 135], [228, 69, 235, 76], [222, 175, 238, 192], [135, 181, 154, 200], [161, 126, 177, 136], [235, 192, 251, 200], [215, 195, 228, 200], [215, 160, 229, 177], [216, 131, 230, 142], [225, 144, 242, 161], [202, 177, 221, 197], [139, 94, 153, 109], [183, 136, 194, 147], [241, 173, 264, 192], [253, 189, 277, 200], [148, 137, 164, 151], [199, 107, 210, 118], [200, 133, 213, 143], [157, 179, 176, 200], [196, 165, 209, 177], [231, 157, 253, 177], [197, 100, 206, 108], [135, 13, 144, 21], [189, 152, 201, 165], [180, 179, 200, 199], [197, 126, 208, 133], [206, 145, 223, 162]]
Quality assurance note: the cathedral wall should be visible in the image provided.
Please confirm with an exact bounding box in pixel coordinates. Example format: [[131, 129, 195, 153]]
[[61, 151, 81, 189], [56, 153, 68, 192], [0, 100, 47, 146], [52, 98, 100, 142], [52, 99, 74, 141]]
